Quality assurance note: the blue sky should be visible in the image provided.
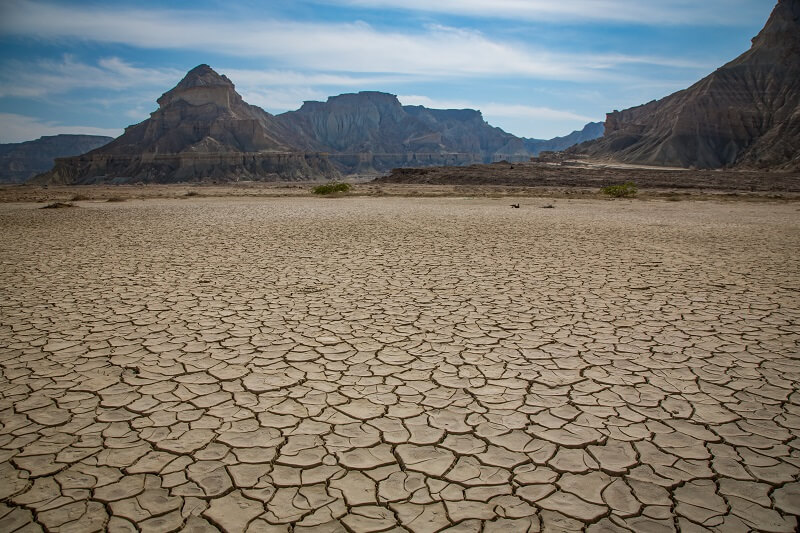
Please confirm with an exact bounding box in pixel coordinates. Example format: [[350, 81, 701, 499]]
[[0, 0, 775, 143]]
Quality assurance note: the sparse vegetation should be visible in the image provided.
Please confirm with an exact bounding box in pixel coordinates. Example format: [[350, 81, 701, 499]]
[[106, 196, 126, 202], [312, 182, 352, 195], [185, 190, 201, 197], [70, 194, 89, 201], [601, 182, 638, 198]]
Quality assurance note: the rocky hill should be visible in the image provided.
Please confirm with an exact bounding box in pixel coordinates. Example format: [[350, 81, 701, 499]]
[[276, 92, 534, 172], [574, 0, 800, 170], [526, 122, 604, 156], [0, 135, 112, 183], [35, 65, 340, 184], [34, 65, 602, 184]]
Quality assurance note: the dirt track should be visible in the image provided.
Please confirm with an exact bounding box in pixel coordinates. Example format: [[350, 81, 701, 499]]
[[1, 196, 799, 531]]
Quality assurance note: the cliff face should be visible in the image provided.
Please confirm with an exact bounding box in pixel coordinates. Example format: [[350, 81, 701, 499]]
[[33, 65, 604, 183], [35, 65, 340, 184], [575, 0, 800, 170], [276, 92, 533, 172], [0, 135, 112, 183]]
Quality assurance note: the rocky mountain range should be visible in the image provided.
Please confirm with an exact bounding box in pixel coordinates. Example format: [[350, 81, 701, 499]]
[[573, 0, 800, 170], [34, 65, 602, 184], [0, 135, 112, 184], [525, 122, 604, 155], [37, 66, 339, 184]]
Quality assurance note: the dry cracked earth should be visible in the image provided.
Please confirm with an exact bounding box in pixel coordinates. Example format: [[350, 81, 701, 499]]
[[0, 196, 799, 533]]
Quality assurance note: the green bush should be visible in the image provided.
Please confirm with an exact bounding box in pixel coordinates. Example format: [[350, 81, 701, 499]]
[[601, 182, 637, 198], [312, 182, 352, 195]]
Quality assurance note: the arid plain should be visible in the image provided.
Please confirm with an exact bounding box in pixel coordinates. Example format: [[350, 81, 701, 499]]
[[1, 195, 799, 532]]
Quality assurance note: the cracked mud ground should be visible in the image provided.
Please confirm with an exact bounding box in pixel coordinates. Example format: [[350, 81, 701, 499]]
[[1, 196, 799, 533]]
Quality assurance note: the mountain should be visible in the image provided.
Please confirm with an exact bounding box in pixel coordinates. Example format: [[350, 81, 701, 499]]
[[34, 65, 602, 184], [275, 92, 534, 172], [0, 135, 112, 183], [35, 65, 340, 184], [573, 0, 800, 170], [525, 122, 604, 156]]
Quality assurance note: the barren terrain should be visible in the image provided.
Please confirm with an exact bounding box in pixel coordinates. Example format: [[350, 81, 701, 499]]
[[1, 196, 799, 532]]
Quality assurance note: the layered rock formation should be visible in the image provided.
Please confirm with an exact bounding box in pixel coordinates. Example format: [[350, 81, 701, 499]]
[[35, 65, 603, 183], [36, 65, 340, 184], [0, 135, 112, 183], [574, 0, 800, 170], [276, 92, 533, 172]]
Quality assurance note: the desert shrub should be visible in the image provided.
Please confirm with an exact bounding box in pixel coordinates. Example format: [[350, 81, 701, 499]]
[[601, 182, 637, 198], [312, 182, 352, 195], [70, 193, 89, 201], [185, 190, 200, 197], [106, 196, 126, 202]]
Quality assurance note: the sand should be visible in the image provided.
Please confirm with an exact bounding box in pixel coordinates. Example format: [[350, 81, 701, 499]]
[[1, 196, 799, 531]]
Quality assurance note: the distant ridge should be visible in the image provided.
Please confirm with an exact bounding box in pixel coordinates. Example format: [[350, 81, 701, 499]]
[[573, 0, 800, 170], [34, 65, 602, 184], [0, 135, 112, 184]]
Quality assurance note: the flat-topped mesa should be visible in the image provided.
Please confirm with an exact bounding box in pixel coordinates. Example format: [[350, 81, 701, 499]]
[[157, 64, 240, 110]]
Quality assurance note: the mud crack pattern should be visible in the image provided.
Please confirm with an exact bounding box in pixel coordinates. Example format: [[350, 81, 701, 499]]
[[1, 197, 799, 532]]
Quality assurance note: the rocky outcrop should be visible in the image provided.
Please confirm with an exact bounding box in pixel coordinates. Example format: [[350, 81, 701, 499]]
[[574, 0, 800, 170], [0, 135, 112, 183], [34, 65, 340, 184], [34, 65, 604, 184], [276, 92, 533, 172]]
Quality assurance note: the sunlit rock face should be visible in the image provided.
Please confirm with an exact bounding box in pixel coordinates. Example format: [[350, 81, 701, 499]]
[[574, 0, 800, 170]]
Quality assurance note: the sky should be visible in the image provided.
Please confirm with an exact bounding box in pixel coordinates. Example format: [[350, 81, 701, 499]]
[[0, 0, 776, 143]]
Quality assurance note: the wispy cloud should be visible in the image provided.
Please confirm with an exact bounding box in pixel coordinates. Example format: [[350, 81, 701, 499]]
[[222, 69, 411, 89], [318, 0, 766, 25], [0, 55, 182, 98], [0, 113, 122, 143], [0, 1, 710, 82]]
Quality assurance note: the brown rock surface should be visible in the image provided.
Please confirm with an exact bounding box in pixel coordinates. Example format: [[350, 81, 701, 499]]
[[32, 66, 603, 184], [574, 0, 800, 170], [34, 65, 340, 184]]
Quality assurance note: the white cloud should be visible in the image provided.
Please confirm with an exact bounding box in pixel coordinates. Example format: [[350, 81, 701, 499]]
[[399, 95, 597, 123], [0, 55, 182, 98], [0, 1, 712, 82], [0, 113, 121, 143], [222, 69, 410, 89], [238, 88, 329, 114], [321, 0, 765, 25]]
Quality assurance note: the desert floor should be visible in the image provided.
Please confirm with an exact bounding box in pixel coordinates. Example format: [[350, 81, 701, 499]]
[[1, 196, 799, 532]]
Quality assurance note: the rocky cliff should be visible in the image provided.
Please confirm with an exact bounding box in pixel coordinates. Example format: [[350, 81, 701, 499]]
[[35, 65, 340, 184], [574, 0, 800, 170], [34, 65, 603, 183], [0, 135, 112, 183], [276, 92, 533, 172]]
